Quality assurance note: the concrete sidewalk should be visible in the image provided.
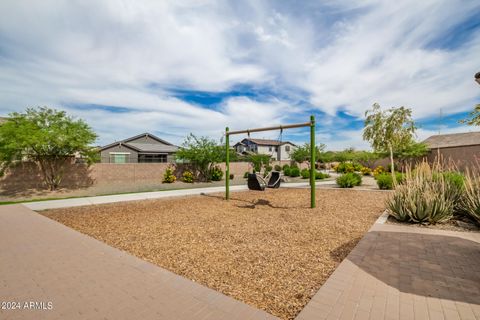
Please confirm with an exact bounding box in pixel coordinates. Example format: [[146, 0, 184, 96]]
[[0, 204, 277, 320], [24, 180, 336, 211]]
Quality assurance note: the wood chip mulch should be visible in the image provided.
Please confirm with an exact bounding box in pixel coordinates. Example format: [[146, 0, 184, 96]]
[[41, 188, 388, 319]]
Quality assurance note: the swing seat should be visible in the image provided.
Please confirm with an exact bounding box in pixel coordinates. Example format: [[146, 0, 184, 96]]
[[247, 174, 265, 191], [267, 171, 281, 188]]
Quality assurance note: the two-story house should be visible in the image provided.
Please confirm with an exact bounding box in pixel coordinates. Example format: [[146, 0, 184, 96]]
[[233, 138, 296, 161]]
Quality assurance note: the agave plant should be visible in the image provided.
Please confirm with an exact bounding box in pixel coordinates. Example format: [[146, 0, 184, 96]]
[[386, 162, 455, 224], [459, 171, 480, 224]]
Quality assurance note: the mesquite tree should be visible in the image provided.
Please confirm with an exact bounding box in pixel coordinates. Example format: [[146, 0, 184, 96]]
[[0, 107, 97, 190], [363, 103, 416, 184]]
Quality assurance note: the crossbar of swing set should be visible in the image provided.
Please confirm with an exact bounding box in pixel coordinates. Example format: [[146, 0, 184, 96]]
[[226, 121, 312, 136], [225, 116, 316, 208]]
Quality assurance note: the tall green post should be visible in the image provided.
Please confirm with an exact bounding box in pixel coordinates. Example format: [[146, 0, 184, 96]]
[[310, 115, 316, 208], [225, 127, 230, 200]]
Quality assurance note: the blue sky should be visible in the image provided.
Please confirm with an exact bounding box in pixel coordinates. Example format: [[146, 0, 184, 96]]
[[0, 0, 479, 149]]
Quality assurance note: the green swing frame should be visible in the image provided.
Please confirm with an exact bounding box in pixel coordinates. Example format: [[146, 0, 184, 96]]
[[225, 115, 316, 208]]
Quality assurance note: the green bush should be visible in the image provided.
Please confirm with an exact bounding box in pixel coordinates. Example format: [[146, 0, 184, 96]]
[[182, 170, 194, 183], [335, 162, 355, 173], [387, 163, 455, 224], [336, 172, 362, 188], [210, 166, 223, 181], [301, 168, 310, 179], [283, 167, 291, 176], [243, 171, 249, 178], [360, 167, 372, 175], [282, 164, 290, 171], [289, 167, 300, 177], [315, 171, 330, 180], [163, 166, 176, 183], [353, 162, 363, 171], [274, 164, 282, 171], [376, 173, 405, 190], [229, 174, 234, 180]]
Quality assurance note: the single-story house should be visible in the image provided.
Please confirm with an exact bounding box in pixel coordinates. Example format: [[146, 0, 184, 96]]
[[233, 138, 296, 161], [100, 133, 178, 163], [422, 131, 480, 170]]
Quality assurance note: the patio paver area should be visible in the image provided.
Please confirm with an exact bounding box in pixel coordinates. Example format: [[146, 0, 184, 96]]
[[297, 222, 480, 320], [0, 204, 277, 320]]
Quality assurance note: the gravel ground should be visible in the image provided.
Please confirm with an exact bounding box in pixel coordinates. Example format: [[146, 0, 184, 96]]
[[42, 188, 388, 319]]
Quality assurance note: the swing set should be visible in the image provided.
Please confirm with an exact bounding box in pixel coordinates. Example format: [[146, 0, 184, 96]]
[[225, 115, 316, 208]]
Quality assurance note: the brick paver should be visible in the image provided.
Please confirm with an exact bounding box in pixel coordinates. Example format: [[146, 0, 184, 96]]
[[0, 204, 277, 320], [297, 222, 480, 320]]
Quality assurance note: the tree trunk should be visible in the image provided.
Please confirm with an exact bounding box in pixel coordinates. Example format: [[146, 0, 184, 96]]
[[389, 144, 396, 187]]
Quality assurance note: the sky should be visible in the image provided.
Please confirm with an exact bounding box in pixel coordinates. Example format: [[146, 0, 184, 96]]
[[0, 0, 479, 150]]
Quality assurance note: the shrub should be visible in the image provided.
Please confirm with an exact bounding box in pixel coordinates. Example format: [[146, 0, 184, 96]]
[[182, 170, 194, 183], [210, 166, 223, 181], [316, 171, 330, 180], [335, 162, 355, 173], [163, 166, 176, 183], [386, 163, 455, 224], [387, 163, 398, 172], [283, 167, 291, 176], [243, 171, 249, 178], [301, 168, 310, 179], [331, 163, 339, 172], [336, 172, 362, 188], [376, 173, 405, 190], [282, 164, 290, 171], [353, 162, 363, 171], [274, 164, 282, 171], [289, 167, 300, 177], [229, 173, 234, 180], [372, 166, 385, 177], [459, 172, 480, 224], [290, 163, 299, 169], [360, 167, 372, 175]]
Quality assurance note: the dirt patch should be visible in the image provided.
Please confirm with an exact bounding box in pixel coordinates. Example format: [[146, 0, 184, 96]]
[[41, 188, 388, 319]]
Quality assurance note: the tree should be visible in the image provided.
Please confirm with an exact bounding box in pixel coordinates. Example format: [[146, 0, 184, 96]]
[[354, 150, 381, 168], [247, 154, 271, 173], [363, 103, 416, 183], [291, 143, 325, 168], [394, 142, 429, 169], [0, 107, 97, 190], [459, 104, 480, 126], [175, 134, 225, 181]]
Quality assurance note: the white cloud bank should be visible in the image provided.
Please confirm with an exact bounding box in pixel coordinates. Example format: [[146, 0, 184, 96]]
[[0, 0, 479, 146]]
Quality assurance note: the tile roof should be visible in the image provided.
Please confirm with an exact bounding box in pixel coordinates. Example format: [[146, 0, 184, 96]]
[[243, 138, 296, 146]]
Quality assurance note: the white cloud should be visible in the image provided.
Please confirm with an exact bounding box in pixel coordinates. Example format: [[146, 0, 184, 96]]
[[0, 0, 479, 148]]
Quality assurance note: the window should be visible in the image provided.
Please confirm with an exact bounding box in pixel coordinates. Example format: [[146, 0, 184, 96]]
[[109, 152, 130, 163], [285, 145, 290, 152], [138, 154, 167, 163], [269, 147, 272, 152]]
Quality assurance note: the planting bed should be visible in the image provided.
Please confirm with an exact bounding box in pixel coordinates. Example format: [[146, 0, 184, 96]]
[[42, 188, 388, 319]]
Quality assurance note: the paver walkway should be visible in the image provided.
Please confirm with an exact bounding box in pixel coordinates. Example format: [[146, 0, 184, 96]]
[[297, 222, 480, 320], [23, 180, 337, 211], [0, 204, 277, 320]]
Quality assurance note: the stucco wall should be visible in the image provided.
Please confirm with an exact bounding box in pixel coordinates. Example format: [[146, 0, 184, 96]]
[[425, 145, 480, 171], [1, 161, 299, 195]]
